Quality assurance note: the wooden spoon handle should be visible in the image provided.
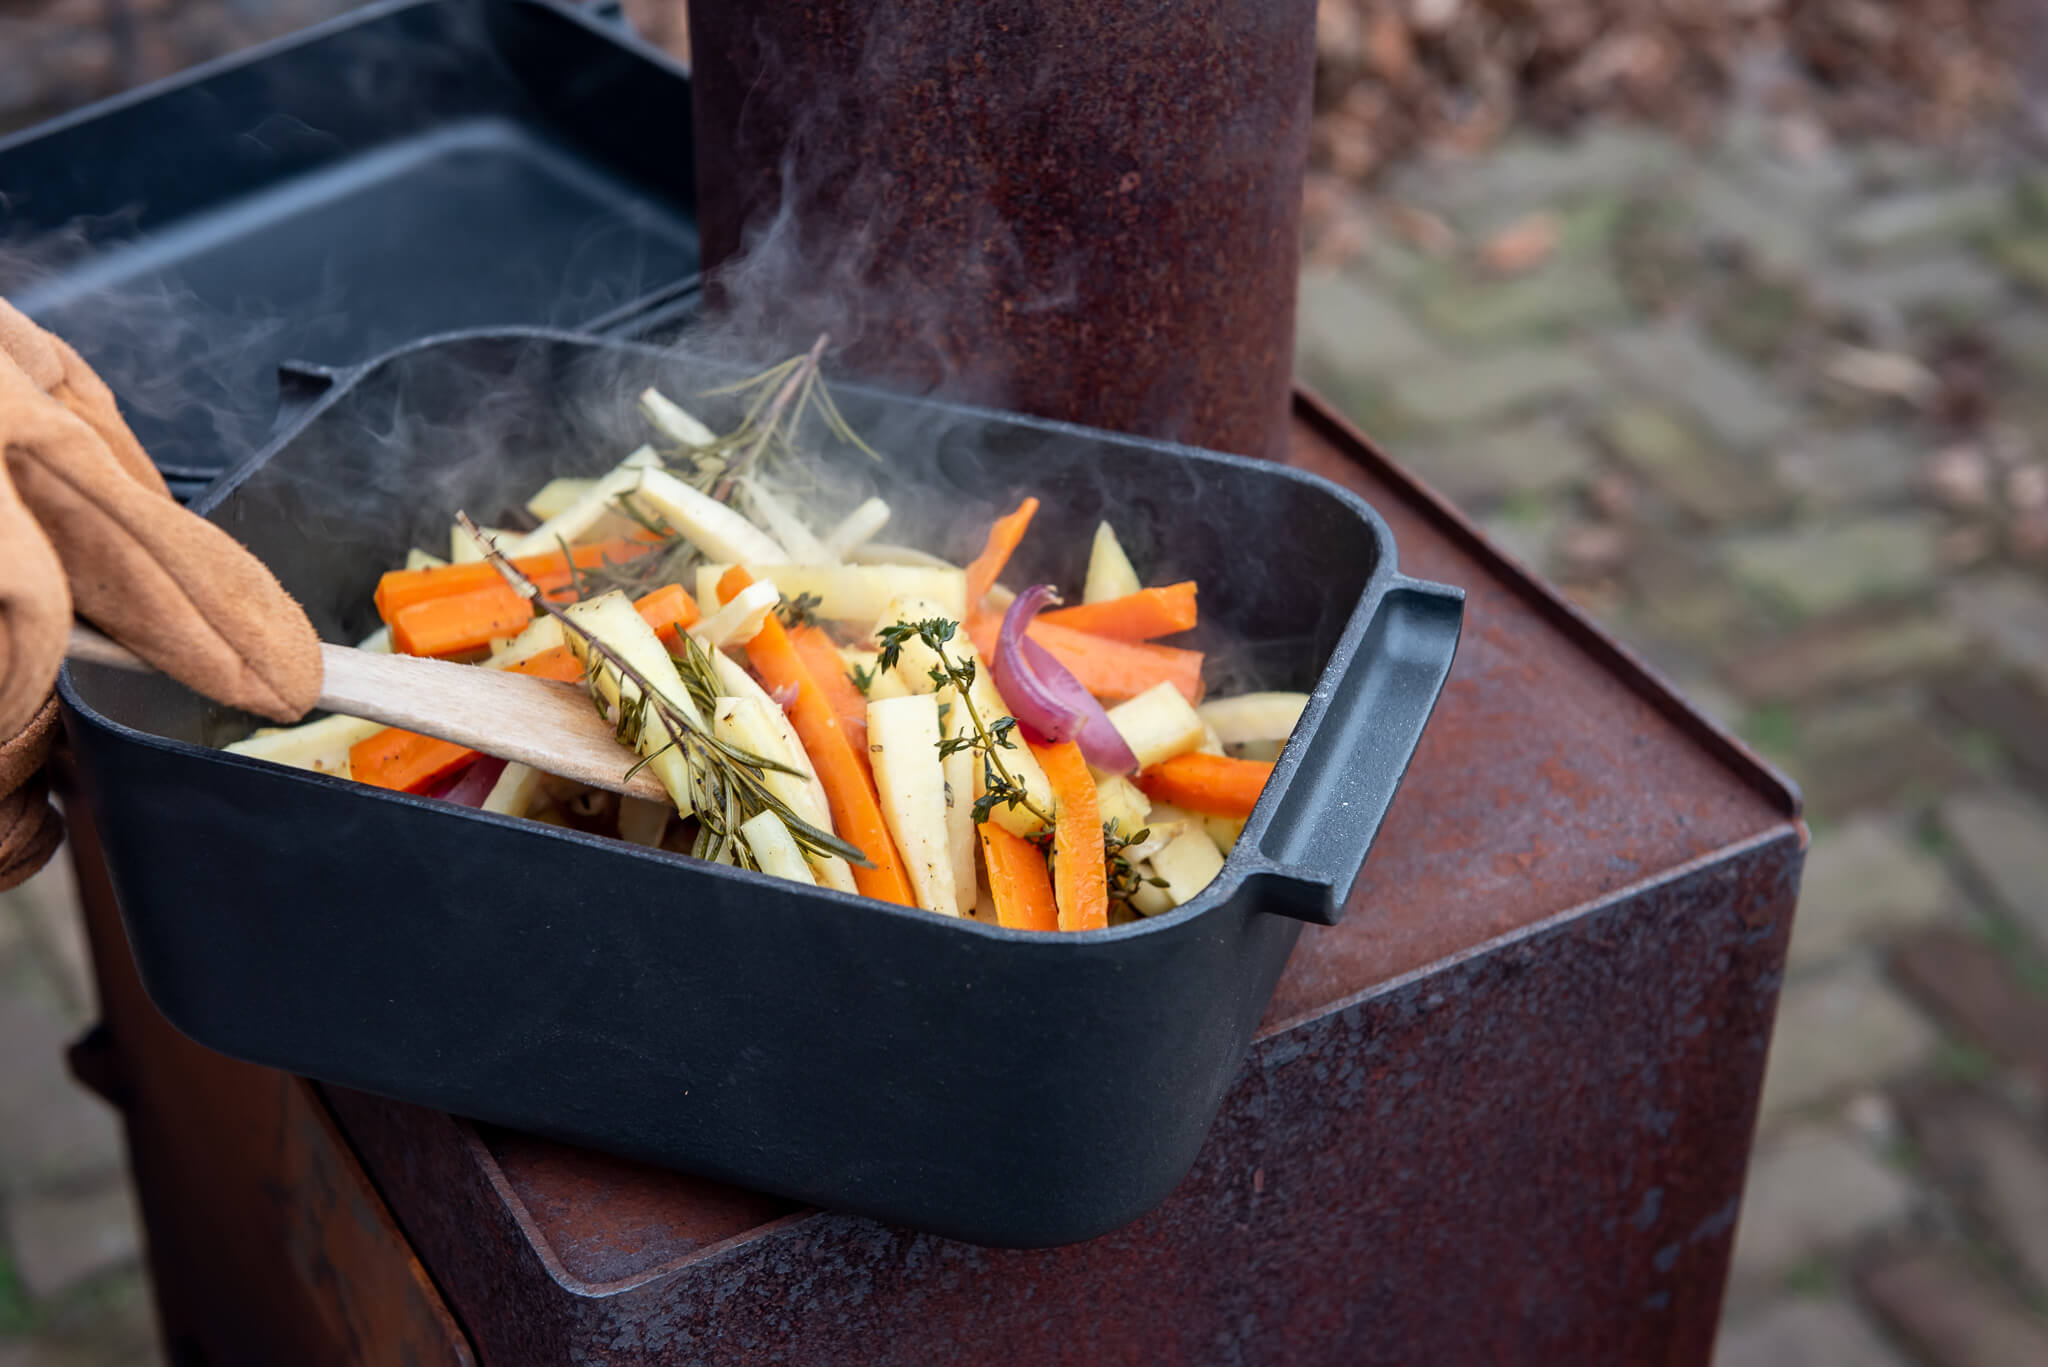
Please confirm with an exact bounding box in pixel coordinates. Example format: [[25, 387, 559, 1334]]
[[66, 624, 669, 802]]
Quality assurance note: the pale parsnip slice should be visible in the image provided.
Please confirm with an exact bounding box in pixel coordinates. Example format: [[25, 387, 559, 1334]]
[[1084, 521, 1141, 603], [226, 712, 384, 777], [739, 477, 836, 565], [739, 810, 819, 886], [1197, 692, 1310, 746], [1151, 825, 1225, 905], [525, 477, 594, 521], [1107, 681, 1208, 770], [618, 796, 672, 847], [486, 615, 567, 668], [709, 652, 828, 818], [563, 591, 701, 815], [821, 497, 890, 558], [406, 547, 448, 571], [638, 387, 719, 448], [634, 467, 785, 565], [483, 761, 546, 817], [695, 563, 967, 624], [1129, 870, 1175, 917], [867, 669, 912, 702], [711, 695, 854, 894], [845, 542, 957, 570], [1201, 814, 1248, 854], [1094, 773, 1152, 840], [505, 446, 660, 556], [1122, 801, 1196, 865], [450, 525, 512, 563], [356, 625, 392, 653], [869, 593, 1050, 838], [1197, 723, 1226, 757], [693, 579, 779, 651], [866, 693, 960, 917], [938, 686, 978, 913]]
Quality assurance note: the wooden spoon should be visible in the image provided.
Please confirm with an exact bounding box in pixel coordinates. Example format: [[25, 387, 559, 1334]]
[[66, 624, 669, 802]]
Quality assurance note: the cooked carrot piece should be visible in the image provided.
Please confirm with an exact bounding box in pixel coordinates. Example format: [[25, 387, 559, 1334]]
[[349, 728, 475, 794], [791, 624, 868, 756], [389, 583, 533, 658], [1136, 752, 1275, 819], [978, 821, 1059, 931], [716, 564, 754, 606], [1038, 582, 1197, 641], [374, 538, 650, 620], [503, 646, 587, 682], [1032, 740, 1108, 931], [1025, 620, 1204, 704], [965, 497, 1038, 606], [633, 583, 700, 648], [731, 569, 916, 907]]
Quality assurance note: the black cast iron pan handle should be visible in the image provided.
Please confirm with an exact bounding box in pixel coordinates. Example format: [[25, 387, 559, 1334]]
[[1243, 575, 1464, 927]]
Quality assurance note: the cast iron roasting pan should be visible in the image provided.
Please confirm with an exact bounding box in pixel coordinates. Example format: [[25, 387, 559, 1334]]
[[60, 330, 1464, 1247]]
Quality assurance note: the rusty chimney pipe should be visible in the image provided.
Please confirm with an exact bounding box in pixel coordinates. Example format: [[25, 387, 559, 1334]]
[[684, 0, 1318, 461]]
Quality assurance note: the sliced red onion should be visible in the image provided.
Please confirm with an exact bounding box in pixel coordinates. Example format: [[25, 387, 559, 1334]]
[[769, 681, 800, 710], [439, 755, 510, 809], [993, 585, 1139, 773]]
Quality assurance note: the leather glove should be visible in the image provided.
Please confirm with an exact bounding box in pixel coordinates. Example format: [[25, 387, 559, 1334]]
[[0, 297, 324, 889]]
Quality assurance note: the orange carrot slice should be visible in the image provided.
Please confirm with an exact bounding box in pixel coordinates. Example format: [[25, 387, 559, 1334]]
[[1025, 620, 1204, 704], [1032, 740, 1108, 931], [791, 624, 869, 756], [965, 497, 1039, 606], [502, 647, 588, 683], [349, 729, 474, 794], [374, 539, 650, 620], [1136, 752, 1275, 819], [389, 583, 533, 658], [633, 583, 700, 648], [978, 822, 1059, 931], [1038, 582, 1197, 641], [716, 564, 754, 606]]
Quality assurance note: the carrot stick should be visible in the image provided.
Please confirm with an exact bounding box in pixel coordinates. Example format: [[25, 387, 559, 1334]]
[[349, 728, 475, 794], [1038, 582, 1197, 641], [734, 574, 917, 907], [791, 624, 869, 755], [375, 539, 650, 619], [389, 583, 534, 658], [978, 822, 1059, 932], [1136, 752, 1275, 819], [1032, 740, 1108, 931], [965, 608, 1000, 664], [633, 583, 700, 648], [716, 564, 754, 607], [1026, 620, 1204, 704], [502, 646, 587, 683], [965, 497, 1038, 606]]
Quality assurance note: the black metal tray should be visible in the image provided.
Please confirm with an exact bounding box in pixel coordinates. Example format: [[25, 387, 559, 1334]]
[[0, 0, 700, 500], [59, 329, 1462, 1247]]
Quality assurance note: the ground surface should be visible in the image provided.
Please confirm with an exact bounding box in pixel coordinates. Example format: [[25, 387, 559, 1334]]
[[5, 8, 2048, 1366]]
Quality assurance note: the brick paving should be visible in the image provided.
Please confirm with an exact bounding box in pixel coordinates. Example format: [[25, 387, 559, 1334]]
[[3, 4, 2048, 1365]]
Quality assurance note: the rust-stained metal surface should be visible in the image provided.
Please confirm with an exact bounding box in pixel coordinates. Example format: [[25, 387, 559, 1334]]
[[684, 0, 1316, 461], [56, 773, 477, 1367], [311, 396, 1803, 1365]]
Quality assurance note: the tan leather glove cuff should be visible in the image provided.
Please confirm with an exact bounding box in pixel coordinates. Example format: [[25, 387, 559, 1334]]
[[0, 698, 63, 892]]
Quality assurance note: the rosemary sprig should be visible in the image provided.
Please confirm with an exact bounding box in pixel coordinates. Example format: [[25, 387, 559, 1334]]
[[709, 333, 830, 503], [875, 617, 1057, 829], [455, 512, 869, 871]]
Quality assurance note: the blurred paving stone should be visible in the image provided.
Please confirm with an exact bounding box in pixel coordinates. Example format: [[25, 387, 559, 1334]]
[[1991, 233, 2048, 294], [1859, 1244, 2048, 1367], [1713, 1298, 1911, 1367], [1729, 1126, 1914, 1289], [1294, 268, 1442, 374], [8, 855, 90, 1021], [1599, 321, 1797, 451], [1726, 616, 1971, 704], [1900, 1083, 2048, 1295], [1405, 413, 1593, 503], [1813, 256, 2007, 336], [1836, 184, 2011, 257], [1933, 671, 2048, 792], [1381, 348, 1603, 429], [1795, 700, 1969, 815], [1723, 516, 1940, 619], [1946, 574, 2048, 691], [0, 991, 120, 1195], [1789, 817, 1954, 970], [1988, 314, 2048, 386], [1387, 125, 1679, 221], [1595, 403, 1776, 524], [1473, 507, 1560, 576], [3, 1183, 140, 1302], [1893, 927, 2048, 1088], [1774, 428, 1920, 509], [1689, 168, 1823, 272], [1941, 789, 2048, 952], [1759, 962, 1938, 1124], [1411, 260, 1631, 343]]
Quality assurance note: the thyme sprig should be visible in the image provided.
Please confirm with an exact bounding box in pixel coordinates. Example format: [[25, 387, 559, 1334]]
[[875, 617, 1056, 829], [1104, 819, 1168, 911], [455, 512, 869, 872]]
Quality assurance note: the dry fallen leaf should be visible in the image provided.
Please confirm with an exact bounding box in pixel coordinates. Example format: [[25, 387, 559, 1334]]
[[1478, 211, 1561, 275], [1387, 200, 1459, 256], [1823, 345, 1938, 402]]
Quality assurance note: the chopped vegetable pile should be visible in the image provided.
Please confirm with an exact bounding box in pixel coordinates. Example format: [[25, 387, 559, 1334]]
[[226, 352, 1312, 928]]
